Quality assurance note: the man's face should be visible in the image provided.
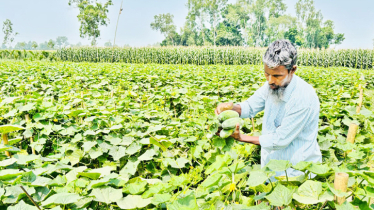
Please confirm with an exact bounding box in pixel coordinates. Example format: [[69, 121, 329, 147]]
[[264, 64, 296, 98]]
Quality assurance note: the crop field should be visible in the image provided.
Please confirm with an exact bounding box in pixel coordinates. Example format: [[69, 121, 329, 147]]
[[0, 60, 374, 209]]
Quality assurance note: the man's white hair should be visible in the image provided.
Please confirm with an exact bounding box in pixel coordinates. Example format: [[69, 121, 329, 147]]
[[263, 39, 298, 71]]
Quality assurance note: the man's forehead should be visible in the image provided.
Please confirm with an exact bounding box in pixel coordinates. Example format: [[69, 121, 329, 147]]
[[264, 64, 288, 75]]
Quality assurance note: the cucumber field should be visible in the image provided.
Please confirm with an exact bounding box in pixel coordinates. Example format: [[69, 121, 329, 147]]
[[0, 60, 373, 209]]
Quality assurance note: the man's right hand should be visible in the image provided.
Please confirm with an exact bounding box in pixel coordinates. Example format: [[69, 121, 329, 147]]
[[215, 102, 234, 115]]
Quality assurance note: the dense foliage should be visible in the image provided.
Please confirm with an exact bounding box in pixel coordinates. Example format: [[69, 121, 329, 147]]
[[154, 0, 345, 48], [0, 61, 373, 209]]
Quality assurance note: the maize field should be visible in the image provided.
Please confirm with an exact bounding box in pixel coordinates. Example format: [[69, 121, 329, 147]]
[[1, 47, 374, 69]]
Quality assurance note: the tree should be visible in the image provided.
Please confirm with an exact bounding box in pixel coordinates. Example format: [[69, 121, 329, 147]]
[[187, 0, 209, 45], [205, 0, 228, 46], [295, 0, 344, 48], [69, 0, 113, 46], [104, 41, 112, 47], [2, 19, 18, 48], [47, 39, 55, 49], [56, 36, 69, 48], [32, 41, 38, 49], [150, 13, 177, 45]]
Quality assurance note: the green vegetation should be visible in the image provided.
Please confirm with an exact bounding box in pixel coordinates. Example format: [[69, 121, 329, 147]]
[[2, 47, 374, 69], [153, 0, 345, 48], [0, 61, 373, 209]]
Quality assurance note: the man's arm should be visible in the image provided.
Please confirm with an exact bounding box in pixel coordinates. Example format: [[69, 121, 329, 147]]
[[236, 83, 268, 119], [231, 106, 312, 149]]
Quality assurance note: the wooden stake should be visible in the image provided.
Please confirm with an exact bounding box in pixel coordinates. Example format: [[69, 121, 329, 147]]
[[346, 123, 358, 144], [25, 114, 36, 155], [111, 90, 114, 98], [334, 172, 349, 205], [2, 133, 10, 157]]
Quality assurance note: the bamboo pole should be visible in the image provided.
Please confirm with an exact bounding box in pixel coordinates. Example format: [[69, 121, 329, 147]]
[[346, 123, 358, 144], [25, 114, 36, 155], [334, 172, 349, 205], [2, 133, 10, 157], [356, 84, 363, 114]]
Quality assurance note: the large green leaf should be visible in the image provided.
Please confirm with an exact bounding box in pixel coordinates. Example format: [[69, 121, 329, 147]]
[[151, 193, 172, 205], [201, 173, 223, 188], [265, 184, 294, 207], [0, 125, 25, 134], [8, 200, 38, 210], [335, 201, 356, 210], [292, 180, 333, 204], [247, 170, 269, 187], [265, 159, 292, 172], [307, 163, 331, 176], [167, 193, 199, 210], [42, 192, 81, 206], [90, 187, 123, 204], [116, 195, 152, 209]]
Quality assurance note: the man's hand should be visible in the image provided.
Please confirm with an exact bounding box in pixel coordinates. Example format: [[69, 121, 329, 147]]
[[230, 123, 242, 141], [215, 102, 234, 115]]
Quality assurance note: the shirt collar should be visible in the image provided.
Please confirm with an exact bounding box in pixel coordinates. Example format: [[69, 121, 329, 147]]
[[281, 74, 298, 102]]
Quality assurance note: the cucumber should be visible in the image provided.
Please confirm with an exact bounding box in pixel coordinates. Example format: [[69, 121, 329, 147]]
[[220, 129, 235, 138], [218, 110, 239, 123], [222, 117, 243, 130]]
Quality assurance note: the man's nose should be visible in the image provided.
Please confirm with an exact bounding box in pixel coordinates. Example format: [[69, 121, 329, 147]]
[[268, 75, 275, 84]]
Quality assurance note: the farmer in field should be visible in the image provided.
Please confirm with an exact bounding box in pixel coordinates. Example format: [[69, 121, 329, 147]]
[[215, 39, 322, 179]]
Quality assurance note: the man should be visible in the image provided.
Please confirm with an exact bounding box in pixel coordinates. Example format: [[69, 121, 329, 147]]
[[215, 39, 322, 178]]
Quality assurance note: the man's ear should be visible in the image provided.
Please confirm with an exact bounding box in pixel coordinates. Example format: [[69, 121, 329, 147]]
[[290, 65, 297, 74]]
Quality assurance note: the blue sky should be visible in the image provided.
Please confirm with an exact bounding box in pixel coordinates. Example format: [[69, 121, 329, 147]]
[[0, 0, 373, 49]]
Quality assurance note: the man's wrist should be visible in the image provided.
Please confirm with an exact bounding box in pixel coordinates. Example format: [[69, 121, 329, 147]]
[[238, 133, 260, 145], [232, 104, 242, 116]]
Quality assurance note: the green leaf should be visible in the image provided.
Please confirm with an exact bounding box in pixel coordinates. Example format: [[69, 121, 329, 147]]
[[8, 200, 38, 210], [120, 160, 139, 176], [14, 154, 40, 165], [3, 185, 35, 204], [66, 149, 84, 166], [292, 161, 312, 172], [90, 187, 123, 204], [0, 125, 25, 134], [201, 173, 223, 188], [116, 195, 152, 209], [150, 137, 172, 152], [167, 193, 198, 210], [77, 172, 101, 180], [292, 181, 334, 204], [265, 184, 294, 207], [307, 163, 331, 176], [265, 159, 292, 172], [0, 158, 16, 167], [138, 149, 156, 161], [151, 193, 172, 205], [336, 201, 356, 210], [247, 170, 269, 187], [0, 169, 23, 180], [42, 192, 81, 206], [123, 178, 147, 195], [205, 154, 231, 175]]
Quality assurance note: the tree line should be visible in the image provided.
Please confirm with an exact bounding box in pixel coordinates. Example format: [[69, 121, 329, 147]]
[[150, 0, 345, 49], [2, 0, 345, 50]]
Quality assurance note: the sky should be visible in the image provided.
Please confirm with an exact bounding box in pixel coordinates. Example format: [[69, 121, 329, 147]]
[[0, 0, 373, 49]]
